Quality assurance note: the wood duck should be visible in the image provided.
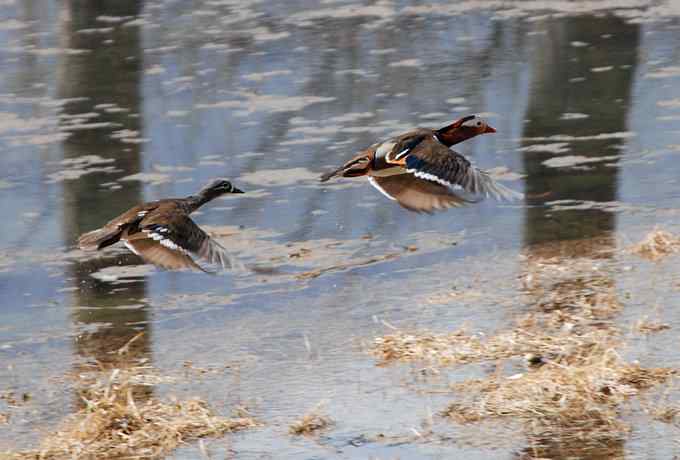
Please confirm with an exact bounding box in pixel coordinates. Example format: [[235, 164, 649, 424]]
[[78, 179, 244, 272], [320, 115, 523, 213]]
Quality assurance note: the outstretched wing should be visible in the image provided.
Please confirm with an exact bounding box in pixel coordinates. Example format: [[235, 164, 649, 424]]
[[124, 214, 238, 272], [402, 138, 523, 201], [369, 175, 472, 213], [123, 231, 206, 272]]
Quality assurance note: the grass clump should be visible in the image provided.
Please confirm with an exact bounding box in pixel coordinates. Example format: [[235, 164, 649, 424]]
[[7, 368, 258, 460], [443, 349, 672, 442], [371, 284, 673, 447], [289, 404, 333, 436], [629, 229, 680, 261], [372, 312, 616, 367]]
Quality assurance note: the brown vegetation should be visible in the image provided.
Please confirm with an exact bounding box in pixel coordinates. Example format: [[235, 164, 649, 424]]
[[289, 404, 334, 436], [633, 317, 671, 334], [629, 229, 680, 261], [6, 368, 258, 460], [372, 241, 676, 449]]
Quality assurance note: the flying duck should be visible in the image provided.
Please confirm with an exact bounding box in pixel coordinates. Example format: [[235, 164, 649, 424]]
[[78, 179, 244, 272], [320, 115, 522, 213]]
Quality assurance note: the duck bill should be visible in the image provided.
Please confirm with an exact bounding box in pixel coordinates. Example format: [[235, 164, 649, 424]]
[[483, 125, 496, 134]]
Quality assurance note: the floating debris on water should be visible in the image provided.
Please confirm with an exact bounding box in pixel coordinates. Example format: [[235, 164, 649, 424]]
[[633, 316, 671, 334], [289, 403, 334, 436], [629, 229, 680, 261]]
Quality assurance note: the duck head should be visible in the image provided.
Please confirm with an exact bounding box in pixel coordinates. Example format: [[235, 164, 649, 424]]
[[435, 115, 496, 147], [199, 178, 244, 200]]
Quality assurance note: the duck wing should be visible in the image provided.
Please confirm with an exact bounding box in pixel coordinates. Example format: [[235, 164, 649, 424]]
[[369, 175, 471, 213], [124, 212, 238, 272], [401, 137, 523, 201]]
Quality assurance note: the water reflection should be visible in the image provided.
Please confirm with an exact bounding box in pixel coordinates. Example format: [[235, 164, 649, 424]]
[[520, 14, 640, 313], [518, 16, 639, 459], [522, 16, 639, 245], [2, 1, 679, 457], [58, 0, 151, 389]]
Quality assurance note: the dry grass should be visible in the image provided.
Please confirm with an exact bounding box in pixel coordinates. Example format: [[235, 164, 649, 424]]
[[371, 244, 676, 448], [289, 404, 333, 436], [373, 312, 617, 367], [520, 255, 621, 319], [648, 404, 680, 423], [6, 368, 258, 460], [444, 351, 672, 441], [532, 277, 620, 317], [629, 229, 680, 261], [373, 311, 673, 445]]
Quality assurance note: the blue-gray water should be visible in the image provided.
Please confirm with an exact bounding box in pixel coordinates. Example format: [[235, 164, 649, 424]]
[[2, 1, 680, 458]]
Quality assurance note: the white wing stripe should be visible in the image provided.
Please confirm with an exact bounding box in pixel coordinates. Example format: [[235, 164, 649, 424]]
[[160, 238, 185, 252], [394, 148, 410, 160], [407, 169, 463, 191], [140, 229, 189, 253], [124, 241, 140, 255]]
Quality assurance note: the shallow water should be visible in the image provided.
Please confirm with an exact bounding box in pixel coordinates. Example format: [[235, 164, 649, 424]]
[[2, 0, 680, 458]]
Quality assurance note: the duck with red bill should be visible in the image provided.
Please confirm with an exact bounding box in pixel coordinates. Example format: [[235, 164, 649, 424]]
[[320, 115, 521, 213]]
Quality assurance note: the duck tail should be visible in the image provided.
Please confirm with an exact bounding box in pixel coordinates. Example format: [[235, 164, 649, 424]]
[[319, 155, 371, 182], [319, 167, 341, 182], [78, 226, 122, 251]]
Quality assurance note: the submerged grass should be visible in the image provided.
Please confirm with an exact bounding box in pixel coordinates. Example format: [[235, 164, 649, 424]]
[[5, 367, 258, 460]]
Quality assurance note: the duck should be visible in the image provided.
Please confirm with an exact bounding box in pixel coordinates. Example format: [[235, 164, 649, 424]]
[[78, 179, 244, 272], [320, 115, 523, 213]]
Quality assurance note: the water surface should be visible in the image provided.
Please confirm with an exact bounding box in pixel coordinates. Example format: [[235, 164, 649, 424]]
[[2, 1, 680, 458]]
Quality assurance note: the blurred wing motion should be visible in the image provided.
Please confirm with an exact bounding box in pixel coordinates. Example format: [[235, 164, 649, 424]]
[[319, 127, 522, 214], [123, 215, 240, 273], [399, 138, 523, 202], [368, 175, 472, 213], [79, 203, 240, 273]]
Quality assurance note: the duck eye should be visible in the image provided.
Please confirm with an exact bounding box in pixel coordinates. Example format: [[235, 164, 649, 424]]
[[476, 121, 482, 127]]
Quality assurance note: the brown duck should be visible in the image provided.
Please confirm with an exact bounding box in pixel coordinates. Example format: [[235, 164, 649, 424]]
[[320, 115, 522, 213], [78, 179, 244, 272]]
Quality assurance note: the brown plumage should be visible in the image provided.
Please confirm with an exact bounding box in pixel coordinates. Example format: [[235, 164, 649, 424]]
[[368, 175, 470, 213], [320, 115, 522, 213], [78, 179, 244, 272]]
